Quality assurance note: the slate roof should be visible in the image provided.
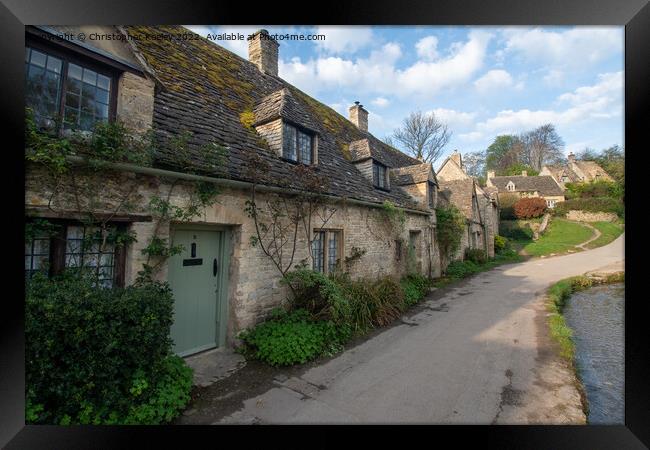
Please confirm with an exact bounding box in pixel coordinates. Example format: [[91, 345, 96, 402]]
[[438, 179, 477, 221], [252, 88, 319, 132], [391, 163, 436, 186], [489, 175, 564, 196], [123, 26, 425, 211]]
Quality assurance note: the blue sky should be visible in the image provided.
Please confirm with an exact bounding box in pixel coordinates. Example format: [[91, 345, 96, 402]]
[[186, 25, 623, 169]]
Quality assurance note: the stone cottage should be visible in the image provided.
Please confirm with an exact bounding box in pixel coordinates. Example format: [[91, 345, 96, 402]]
[[437, 151, 499, 258], [539, 152, 614, 189], [24, 25, 443, 356], [486, 171, 565, 209]]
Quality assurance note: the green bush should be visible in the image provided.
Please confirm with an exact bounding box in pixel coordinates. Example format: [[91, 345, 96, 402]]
[[553, 197, 624, 218], [500, 222, 533, 241], [401, 274, 431, 306], [282, 268, 351, 325], [464, 248, 487, 264], [499, 193, 520, 220], [445, 260, 481, 279], [494, 235, 508, 253], [238, 309, 348, 366], [25, 272, 192, 425]]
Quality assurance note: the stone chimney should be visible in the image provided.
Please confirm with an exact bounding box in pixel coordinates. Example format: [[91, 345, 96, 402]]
[[348, 101, 368, 132], [521, 170, 528, 177], [567, 152, 576, 163], [487, 170, 495, 180], [450, 150, 462, 168], [248, 29, 279, 76]]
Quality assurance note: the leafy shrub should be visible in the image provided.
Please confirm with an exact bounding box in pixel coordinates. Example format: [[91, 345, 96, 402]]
[[401, 274, 431, 306], [238, 309, 348, 366], [553, 197, 624, 218], [465, 248, 487, 264], [445, 260, 481, 279], [564, 181, 620, 200], [371, 276, 407, 326], [513, 197, 547, 219], [25, 272, 192, 424], [499, 221, 534, 241], [282, 268, 352, 325], [494, 235, 508, 253], [499, 193, 520, 220]]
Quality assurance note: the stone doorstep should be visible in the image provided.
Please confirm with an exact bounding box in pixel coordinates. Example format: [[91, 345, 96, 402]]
[[184, 347, 247, 388]]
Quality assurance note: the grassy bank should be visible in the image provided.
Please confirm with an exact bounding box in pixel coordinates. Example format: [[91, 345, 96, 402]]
[[584, 221, 624, 249], [501, 218, 596, 257]]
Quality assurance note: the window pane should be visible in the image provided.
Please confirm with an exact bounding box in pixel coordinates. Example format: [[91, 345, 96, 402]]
[[97, 74, 111, 90], [68, 63, 82, 80], [25, 47, 30, 62], [298, 131, 311, 164], [67, 77, 81, 95], [95, 88, 109, 104], [25, 235, 51, 278], [327, 231, 339, 273], [30, 50, 47, 67], [312, 231, 324, 273], [46, 55, 62, 74], [283, 123, 297, 161], [82, 68, 97, 85]]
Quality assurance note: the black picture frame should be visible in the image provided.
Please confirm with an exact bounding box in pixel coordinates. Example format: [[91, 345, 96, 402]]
[[2, 0, 647, 447]]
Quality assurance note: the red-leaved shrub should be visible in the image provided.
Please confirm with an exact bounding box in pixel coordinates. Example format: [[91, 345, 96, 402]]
[[513, 197, 547, 219]]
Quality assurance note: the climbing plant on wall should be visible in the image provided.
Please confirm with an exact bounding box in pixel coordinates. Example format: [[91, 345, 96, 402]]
[[25, 107, 228, 284], [435, 204, 466, 271]]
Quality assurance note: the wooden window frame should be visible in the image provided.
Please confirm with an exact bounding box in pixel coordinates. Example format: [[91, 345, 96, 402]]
[[372, 161, 389, 190], [312, 229, 343, 274], [282, 121, 315, 165], [25, 218, 127, 288], [25, 34, 120, 135]]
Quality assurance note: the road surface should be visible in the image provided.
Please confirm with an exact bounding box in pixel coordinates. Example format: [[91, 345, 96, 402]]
[[217, 234, 624, 424]]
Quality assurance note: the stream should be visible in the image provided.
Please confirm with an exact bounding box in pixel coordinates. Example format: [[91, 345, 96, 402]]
[[563, 282, 624, 424]]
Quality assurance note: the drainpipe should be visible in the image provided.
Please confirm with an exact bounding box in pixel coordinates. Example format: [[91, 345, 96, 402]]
[[64, 155, 431, 217]]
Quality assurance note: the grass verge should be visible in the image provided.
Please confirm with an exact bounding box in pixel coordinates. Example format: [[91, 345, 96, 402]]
[[523, 218, 593, 256], [584, 221, 624, 249]]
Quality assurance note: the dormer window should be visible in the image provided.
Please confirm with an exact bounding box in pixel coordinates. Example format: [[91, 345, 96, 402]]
[[283, 122, 313, 164], [373, 161, 388, 189], [506, 181, 515, 191], [428, 182, 436, 208]]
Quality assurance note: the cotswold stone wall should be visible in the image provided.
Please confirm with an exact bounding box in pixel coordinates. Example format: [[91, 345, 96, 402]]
[[116, 72, 155, 134], [565, 210, 618, 222], [25, 165, 438, 344]]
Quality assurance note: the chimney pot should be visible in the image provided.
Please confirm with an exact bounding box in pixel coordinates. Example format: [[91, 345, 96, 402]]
[[487, 170, 495, 179], [349, 102, 368, 132], [567, 152, 576, 163], [521, 170, 528, 177], [248, 29, 279, 77]]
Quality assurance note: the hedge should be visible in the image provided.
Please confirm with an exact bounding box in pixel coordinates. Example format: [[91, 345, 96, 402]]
[[25, 272, 192, 425], [554, 197, 624, 218]]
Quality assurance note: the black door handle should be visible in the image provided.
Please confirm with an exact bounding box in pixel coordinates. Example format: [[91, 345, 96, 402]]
[[213, 258, 218, 276]]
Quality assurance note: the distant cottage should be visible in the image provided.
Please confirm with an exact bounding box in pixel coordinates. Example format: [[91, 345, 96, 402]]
[[486, 170, 565, 209], [540, 152, 613, 188]]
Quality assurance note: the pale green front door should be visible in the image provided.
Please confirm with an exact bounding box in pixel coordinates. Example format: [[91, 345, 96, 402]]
[[168, 228, 225, 356]]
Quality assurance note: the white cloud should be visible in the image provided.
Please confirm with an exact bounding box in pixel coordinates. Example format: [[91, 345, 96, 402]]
[[543, 69, 565, 87], [314, 26, 374, 54], [458, 131, 484, 143], [415, 36, 439, 61], [372, 97, 390, 107], [474, 69, 514, 93], [429, 108, 476, 129], [502, 27, 623, 69], [280, 30, 492, 100], [469, 71, 622, 137]]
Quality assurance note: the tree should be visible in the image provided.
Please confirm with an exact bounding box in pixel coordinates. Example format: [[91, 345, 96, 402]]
[[463, 150, 486, 179], [520, 124, 565, 171], [501, 163, 539, 176], [391, 111, 451, 165], [485, 135, 520, 172]]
